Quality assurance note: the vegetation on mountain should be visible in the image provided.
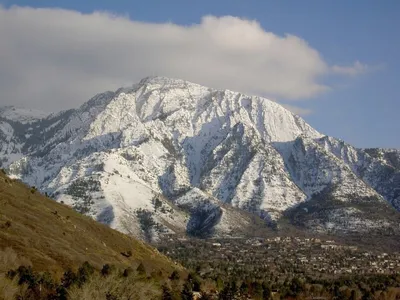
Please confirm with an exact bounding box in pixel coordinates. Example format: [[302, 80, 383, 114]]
[[0, 172, 187, 299], [1, 169, 400, 299]]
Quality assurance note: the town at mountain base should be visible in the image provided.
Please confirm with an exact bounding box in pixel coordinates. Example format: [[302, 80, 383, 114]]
[[1, 172, 400, 299]]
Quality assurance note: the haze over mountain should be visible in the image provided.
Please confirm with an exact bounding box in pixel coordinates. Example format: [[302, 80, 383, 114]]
[[1, 77, 400, 241]]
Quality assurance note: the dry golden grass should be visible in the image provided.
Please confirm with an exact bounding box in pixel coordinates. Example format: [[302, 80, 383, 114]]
[[0, 173, 181, 278], [0, 247, 177, 300], [0, 248, 29, 300], [0, 247, 31, 274], [0, 274, 20, 300], [68, 271, 162, 300], [374, 288, 400, 300]]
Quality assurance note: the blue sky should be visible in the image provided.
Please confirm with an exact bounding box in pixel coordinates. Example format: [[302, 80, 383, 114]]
[[1, 0, 399, 148]]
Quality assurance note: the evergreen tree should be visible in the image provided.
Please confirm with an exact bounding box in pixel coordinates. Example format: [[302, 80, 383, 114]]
[[230, 280, 238, 295], [169, 270, 180, 281], [251, 281, 263, 299], [188, 272, 201, 292], [362, 289, 374, 300], [240, 281, 249, 296], [162, 284, 173, 300], [262, 282, 272, 300], [77, 261, 94, 287], [181, 281, 193, 300], [61, 269, 77, 288], [288, 277, 305, 297], [219, 284, 234, 300]]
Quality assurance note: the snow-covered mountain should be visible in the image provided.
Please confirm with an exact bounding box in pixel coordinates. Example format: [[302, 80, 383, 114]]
[[2, 77, 400, 240], [0, 106, 49, 124], [0, 106, 49, 167]]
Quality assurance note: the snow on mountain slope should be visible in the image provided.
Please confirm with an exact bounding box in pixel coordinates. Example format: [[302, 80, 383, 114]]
[[277, 135, 400, 234], [282, 135, 381, 200], [0, 106, 48, 124], [316, 136, 400, 210], [0, 120, 23, 167], [369, 148, 400, 170], [231, 143, 306, 221], [3, 76, 400, 238], [286, 183, 400, 235]]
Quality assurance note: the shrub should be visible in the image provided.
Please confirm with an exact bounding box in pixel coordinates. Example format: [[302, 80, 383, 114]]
[[6, 269, 17, 279], [152, 196, 163, 211], [161, 284, 173, 300], [136, 209, 155, 240], [39, 272, 55, 290], [181, 281, 193, 300], [136, 263, 146, 276], [122, 267, 133, 278], [169, 270, 180, 281], [188, 273, 201, 292], [76, 261, 95, 287], [55, 286, 68, 300], [3, 221, 11, 229], [15, 266, 38, 288], [105, 291, 119, 300], [61, 269, 77, 288], [101, 264, 114, 277]]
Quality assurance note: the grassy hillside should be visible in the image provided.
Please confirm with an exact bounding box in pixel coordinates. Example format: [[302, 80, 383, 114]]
[[0, 172, 179, 275], [0, 172, 188, 299]]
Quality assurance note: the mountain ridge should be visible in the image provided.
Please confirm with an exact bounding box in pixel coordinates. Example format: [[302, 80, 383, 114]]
[[2, 76, 399, 240]]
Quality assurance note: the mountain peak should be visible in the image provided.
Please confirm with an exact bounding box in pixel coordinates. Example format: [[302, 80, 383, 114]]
[[3, 77, 400, 240], [138, 75, 187, 85], [88, 77, 322, 144]]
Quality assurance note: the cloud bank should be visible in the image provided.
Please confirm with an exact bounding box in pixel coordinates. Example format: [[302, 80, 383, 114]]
[[0, 6, 369, 113]]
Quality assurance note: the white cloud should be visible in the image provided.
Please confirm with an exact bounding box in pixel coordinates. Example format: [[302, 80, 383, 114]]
[[332, 61, 370, 76], [0, 6, 366, 112]]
